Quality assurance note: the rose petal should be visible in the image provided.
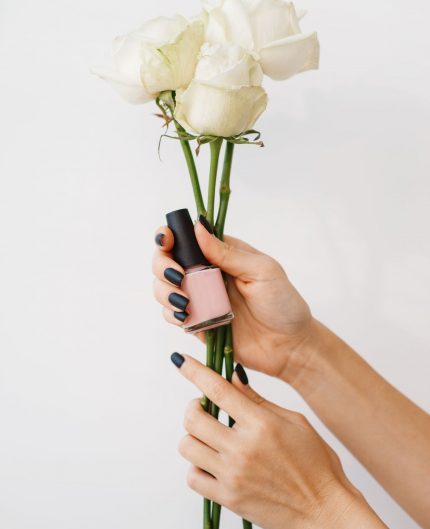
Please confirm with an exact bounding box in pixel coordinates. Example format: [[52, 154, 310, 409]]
[[141, 19, 204, 94], [175, 81, 268, 137], [136, 14, 188, 45], [249, 0, 301, 50], [204, 5, 230, 44], [91, 67, 153, 104], [195, 44, 263, 88], [112, 34, 144, 86], [259, 31, 319, 80], [94, 15, 203, 104], [205, 0, 254, 51]]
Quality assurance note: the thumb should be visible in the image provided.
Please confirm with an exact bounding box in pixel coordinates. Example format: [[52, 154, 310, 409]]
[[195, 220, 261, 280], [232, 364, 291, 420]]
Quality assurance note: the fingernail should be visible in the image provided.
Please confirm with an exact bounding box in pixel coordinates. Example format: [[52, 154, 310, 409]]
[[164, 268, 184, 287], [234, 363, 249, 385], [155, 233, 165, 246], [174, 310, 188, 322], [168, 292, 189, 311], [198, 214, 214, 234], [171, 352, 185, 368]]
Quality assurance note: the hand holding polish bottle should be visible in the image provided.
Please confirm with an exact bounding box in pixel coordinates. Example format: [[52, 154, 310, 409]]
[[165, 208, 233, 334]]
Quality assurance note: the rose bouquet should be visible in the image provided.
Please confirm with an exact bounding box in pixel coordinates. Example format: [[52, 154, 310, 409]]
[[93, 1, 319, 528]]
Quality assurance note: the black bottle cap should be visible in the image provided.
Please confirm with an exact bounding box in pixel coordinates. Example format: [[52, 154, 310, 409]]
[[166, 208, 210, 269]]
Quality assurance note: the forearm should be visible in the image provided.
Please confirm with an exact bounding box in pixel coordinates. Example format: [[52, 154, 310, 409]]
[[284, 319, 430, 528]]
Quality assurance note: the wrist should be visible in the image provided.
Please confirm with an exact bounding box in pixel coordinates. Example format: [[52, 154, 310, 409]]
[[309, 481, 387, 529], [279, 318, 331, 390]]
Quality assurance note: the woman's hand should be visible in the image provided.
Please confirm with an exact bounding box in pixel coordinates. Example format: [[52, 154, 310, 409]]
[[153, 219, 314, 380], [171, 353, 387, 529]]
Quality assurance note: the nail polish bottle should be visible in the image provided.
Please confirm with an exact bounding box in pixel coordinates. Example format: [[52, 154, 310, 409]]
[[166, 208, 234, 334]]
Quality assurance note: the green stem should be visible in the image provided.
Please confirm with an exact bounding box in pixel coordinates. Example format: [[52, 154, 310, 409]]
[[224, 325, 236, 429], [174, 121, 206, 217], [204, 499, 212, 529], [224, 325, 234, 383], [207, 138, 223, 225], [214, 327, 226, 376], [210, 325, 226, 529], [214, 142, 252, 528], [212, 502, 222, 529], [215, 141, 235, 425], [215, 142, 235, 240], [206, 329, 215, 370], [202, 329, 215, 412], [174, 117, 217, 529], [175, 130, 246, 529], [210, 326, 226, 418], [203, 330, 216, 528]]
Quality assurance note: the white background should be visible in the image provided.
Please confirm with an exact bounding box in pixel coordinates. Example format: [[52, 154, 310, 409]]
[[1, 0, 429, 527]]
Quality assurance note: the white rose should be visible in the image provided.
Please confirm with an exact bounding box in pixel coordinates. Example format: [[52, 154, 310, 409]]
[[174, 43, 268, 137], [93, 15, 204, 104], [203, 0, 319, 81]]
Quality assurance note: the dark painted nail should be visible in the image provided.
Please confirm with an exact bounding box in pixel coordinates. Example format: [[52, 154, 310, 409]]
[[174, 311, 188, 322], [199, 214, 214, 234], [168, 292, 189, 311], [171, 352, 185, 368], [155, 233, 165, 246], [164, 268, 184, 287], [235, 363, 249, 385]]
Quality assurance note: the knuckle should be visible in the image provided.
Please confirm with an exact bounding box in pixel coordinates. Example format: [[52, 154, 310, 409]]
[[178, 435, 192, 458], [151, 252, 161, 275], [251, 414, 277, 444], [226, 471, 244, 504], [187, 363, 199, 383], [297, 413, 309, 426], [236, 446, 255, 469], [183, 403, 199, 432], [151, 258, 157, 276], [228, 492, 242, 511], [292, 411, 309, 427], [210, 379, 226, 403], [253, 414, 270, 437], [330, 449, 342, 466], [183, 414, 192, 432], [267, 257, 283, 275], [217, 491, 231, 510], [186, 466, 199, 491], [265, 418, 280, 439], [218, 242, 232, 269], [185, 398, 201, 416], [152, 278, 160, 298], [252, 393, 266, 406]]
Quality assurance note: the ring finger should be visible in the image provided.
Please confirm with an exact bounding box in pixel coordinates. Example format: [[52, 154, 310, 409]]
[[153, 278, 190, 313], [179, 435, 220, 478]]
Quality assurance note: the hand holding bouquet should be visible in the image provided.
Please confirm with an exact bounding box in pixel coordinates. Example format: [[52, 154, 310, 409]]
[[94, 1, 319, 527]]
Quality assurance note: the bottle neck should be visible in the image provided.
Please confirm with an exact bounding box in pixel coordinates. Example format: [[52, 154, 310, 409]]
[[185, 264, 217, 274]]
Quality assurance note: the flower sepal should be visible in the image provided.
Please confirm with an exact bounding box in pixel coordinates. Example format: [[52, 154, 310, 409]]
[[159, 123, 264, 156]]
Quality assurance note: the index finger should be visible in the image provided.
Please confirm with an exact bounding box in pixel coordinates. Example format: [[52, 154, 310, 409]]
[[171, 353, 257, 423], [154, 225, 175, 253]]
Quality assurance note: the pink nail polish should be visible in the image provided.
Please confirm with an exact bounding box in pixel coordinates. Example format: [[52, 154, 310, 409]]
[[166, 209, 234, 334]]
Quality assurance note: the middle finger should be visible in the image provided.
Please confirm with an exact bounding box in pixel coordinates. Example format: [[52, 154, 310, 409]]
[[153, 279, 190, 312], [152, 249, 185, 287]]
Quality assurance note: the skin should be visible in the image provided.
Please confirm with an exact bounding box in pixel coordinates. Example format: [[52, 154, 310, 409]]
[[175, 355, 388, 529], [153, 220, 430, 528], [153, 222, 313, 378]]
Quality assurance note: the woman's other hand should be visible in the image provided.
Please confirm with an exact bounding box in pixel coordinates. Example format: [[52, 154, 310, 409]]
[[170, 353, 387, 529]]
